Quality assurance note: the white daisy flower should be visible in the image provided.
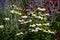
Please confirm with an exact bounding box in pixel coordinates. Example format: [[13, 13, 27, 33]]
[[43, 30, 48, 32], [45, 14, 50, 16], [21, 16, 28, 18], [44, 17, 47, 21], [10, 10, 15, 13], [0, 25, 4, 28], [43, 23, 50, 26], [50, 32, 55, 34], [32, 14, 36, 16], [30, 25, 34, 27], [37, 7, 46, 11], [35, 29, 38, 32], [12, 5, 17, 7], [17, 13, 22, 15], [39, 28, 42, 30], [37, 16, 42, 18], [36, 27, 40, 30], [18, 20, 22, 22], [35, 16, 43, 20], [24, 21, 28, 24], [18, 19, 24, 24], [12, 5, 22, 10], [10, 10, 22, 15], [21, 22, 24, 24], [40, 17, 43, 20], [41, 14, 45, 16], [5, 18, 10, 20], [36, 24, 42, 26], [43, 29, 55, 34], [47, 30, 55, 34], [29, 19, 32, 22], [32, 29, 38, 32], [48, 30, 51, 32], [30, 24, 36, 27], [16, 32, 23, 36], [21, 19, 24, 21], [46, 23, 50, 26], [31, 29, 35, 32]]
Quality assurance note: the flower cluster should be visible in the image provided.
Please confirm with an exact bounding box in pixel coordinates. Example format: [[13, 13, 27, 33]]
[[30, 27, 55, 34], [10, 4, 55, 36]]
